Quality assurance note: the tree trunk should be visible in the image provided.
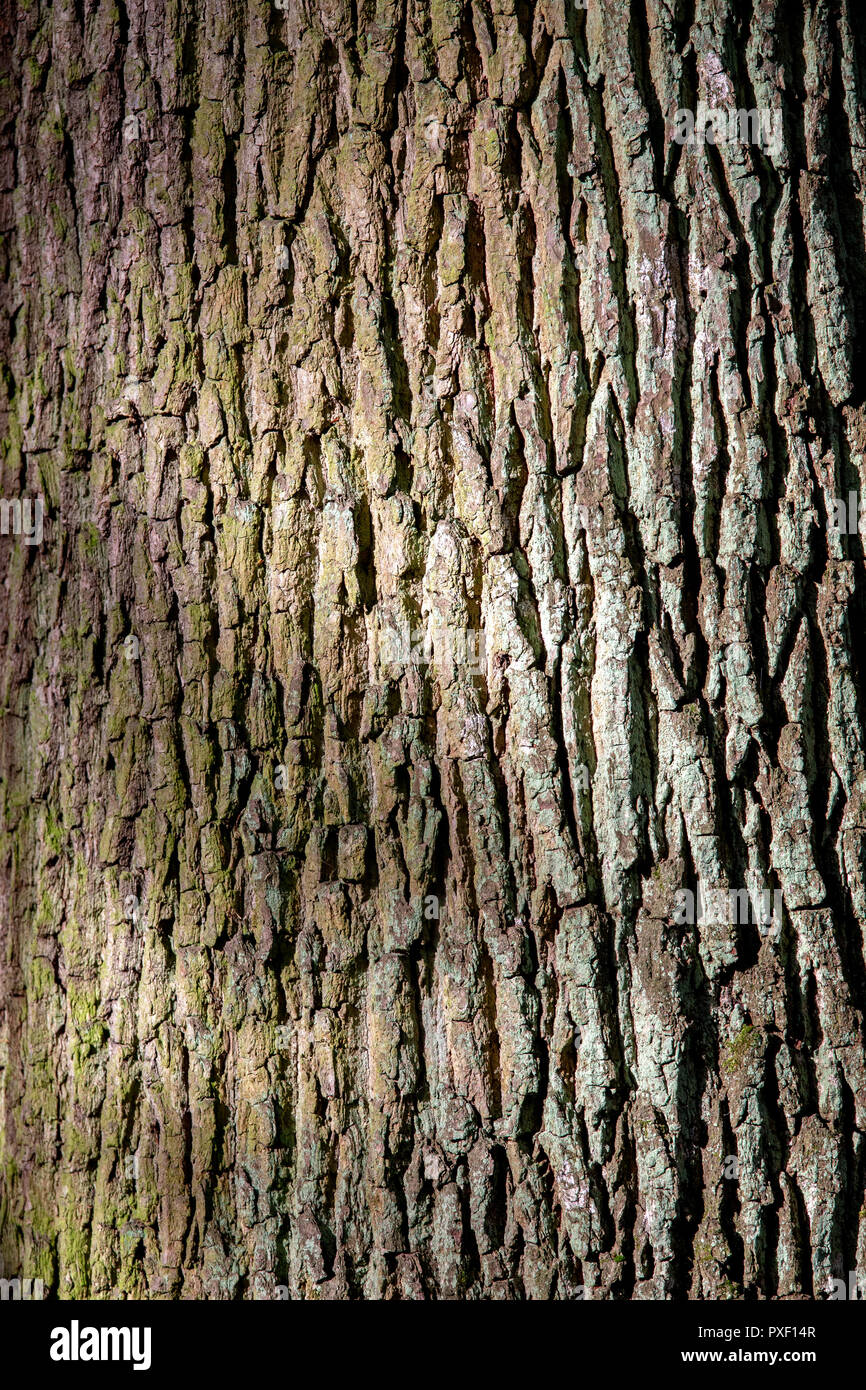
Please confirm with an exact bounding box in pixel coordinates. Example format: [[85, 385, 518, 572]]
[[2, 0, 866, 1301]]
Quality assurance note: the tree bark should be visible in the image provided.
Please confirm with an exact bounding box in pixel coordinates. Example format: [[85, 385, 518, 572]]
[[2, 0, 866, 1301]]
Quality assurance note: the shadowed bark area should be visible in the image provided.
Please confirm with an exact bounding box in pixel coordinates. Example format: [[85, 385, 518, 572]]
[[2, 0, 866, 1300]]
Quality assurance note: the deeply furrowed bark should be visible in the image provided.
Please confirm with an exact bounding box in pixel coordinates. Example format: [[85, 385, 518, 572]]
[[2, 0, 866, 1301]]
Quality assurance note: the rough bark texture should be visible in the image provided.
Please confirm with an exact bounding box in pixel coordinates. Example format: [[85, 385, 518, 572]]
[[2, 0, 866, 1302]]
